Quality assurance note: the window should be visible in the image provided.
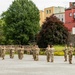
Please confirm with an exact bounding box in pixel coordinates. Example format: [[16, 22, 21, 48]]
[[49, 10, 51, 13], [46, 10, 48, 14], [69, 13, 72, 17], [74, 13, 75, 15], [62, 18, 63, 22], [74, 13, 75, 19], [62, 15, 63, 17], [73, 3, 75, 6]]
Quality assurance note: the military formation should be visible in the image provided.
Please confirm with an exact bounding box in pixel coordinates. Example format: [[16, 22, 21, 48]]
[[0, 44, 75, 64]]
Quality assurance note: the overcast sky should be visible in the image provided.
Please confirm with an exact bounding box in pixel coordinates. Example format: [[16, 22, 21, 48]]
[[0, 0, 75, 15]]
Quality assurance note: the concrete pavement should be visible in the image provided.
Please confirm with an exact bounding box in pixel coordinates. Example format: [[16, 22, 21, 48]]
[[0, 55, 75, 75]]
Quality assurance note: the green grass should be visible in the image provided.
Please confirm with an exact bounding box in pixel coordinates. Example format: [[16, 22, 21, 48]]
[[54, 45, 64, 51]]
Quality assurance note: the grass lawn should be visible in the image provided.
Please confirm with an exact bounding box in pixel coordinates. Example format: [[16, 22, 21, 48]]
[[54, 45, 64, 51]]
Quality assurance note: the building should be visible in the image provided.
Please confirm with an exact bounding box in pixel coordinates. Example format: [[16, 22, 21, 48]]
[[39, 6, 65, 26], [39, 10, 44, 26], [54, 12, 65, 23], [65, 2, 75, 33]]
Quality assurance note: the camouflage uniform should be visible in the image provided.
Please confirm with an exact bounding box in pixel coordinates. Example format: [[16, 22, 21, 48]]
[[46, 47, 50, 62], [68, 46, 74, 64], [18, 46, 24, 60], [10, 46, 15, 59], [46, 45, 55, 62], [1, 46, 6, 60], [50, 47, 55, 62], [35, 47, 40, 61], [63, 45, 68, 61], [31, 45, 40, 61], [32, 48, 36, 60]]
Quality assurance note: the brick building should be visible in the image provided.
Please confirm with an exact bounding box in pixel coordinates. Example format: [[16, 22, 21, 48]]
[[65, 2, 75, 33]]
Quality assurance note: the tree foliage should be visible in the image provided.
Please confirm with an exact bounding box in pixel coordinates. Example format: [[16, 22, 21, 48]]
[[1, 0, 40, 45], [0, 19, 6, 44], [37, 15, 69, 48]]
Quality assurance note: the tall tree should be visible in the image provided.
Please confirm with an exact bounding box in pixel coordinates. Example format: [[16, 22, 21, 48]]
[[1, 0, 40, 45], [37, 15, 69, 48], [0, 19, 6, 44]]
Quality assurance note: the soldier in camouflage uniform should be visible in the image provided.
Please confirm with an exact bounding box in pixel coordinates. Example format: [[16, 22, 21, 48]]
[[32, 45, 40, 61], [18, 46, 24, 60], [63, 44, 68, 62], [32, 45, 36, 60], [35, 45, 40, 61], [9, 46, 15, 59], [68, 43, 74, 64], [1, 45, 6, 60], [50, 45, 55, 62], [46, 45, 50, 62], [46, 45, 55, 62]]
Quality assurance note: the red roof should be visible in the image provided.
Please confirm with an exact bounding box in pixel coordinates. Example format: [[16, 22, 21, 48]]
[[64, 23, 75, 31]]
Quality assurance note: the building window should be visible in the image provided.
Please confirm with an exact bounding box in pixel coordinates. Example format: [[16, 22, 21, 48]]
[[74, 13, 75, 15], [73, 2, 75, 6], [69, 13, 72, 17], [62, 18, 63, 22], [46, 10, 48, 14], [49, 10, 51, 13], [62, 15, 63, 17]]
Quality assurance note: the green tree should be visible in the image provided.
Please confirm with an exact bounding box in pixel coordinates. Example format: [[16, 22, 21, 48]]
[[0, 19, 6, 44], [1, 0, 40, 45], [37, 15, 69, 48]]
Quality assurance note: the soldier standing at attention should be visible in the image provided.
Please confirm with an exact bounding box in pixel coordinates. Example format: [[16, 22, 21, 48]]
[[35, 45, 40, 61], [68, 43, 74, 64], [46, 45, 55, 62], [20, 46, 24, 59], [46, 45, 50, 62], [1, 45, 6, 60], [18, 45, 24, 60], [63, 44, 68, 62], [50, 45, 55, 62], [31, 45, 36, 60], [9, 46, 15, 59]]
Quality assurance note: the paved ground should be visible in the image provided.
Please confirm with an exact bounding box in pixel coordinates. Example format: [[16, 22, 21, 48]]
[[0, 55, 75, 75]]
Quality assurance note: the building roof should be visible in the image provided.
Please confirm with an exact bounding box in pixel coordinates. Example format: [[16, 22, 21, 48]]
[[65, 6, 75, 10], [64, 23, 75, 31], [44, 6, 64, 9]]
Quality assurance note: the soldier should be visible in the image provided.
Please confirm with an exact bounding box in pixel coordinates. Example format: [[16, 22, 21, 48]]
[[31, 45, 36, 60], [1, 45, 6, 60], [35, 45, 40, 61], [46, 45, 50, 62], [46, 45, 55, 62], [9, 46, 15, 59], [18, 45, 24, 60], [32, 45, 40, 61], [68, 43, 74, 64], [63, 44, 68, 62], [50, 45, 55, 62]]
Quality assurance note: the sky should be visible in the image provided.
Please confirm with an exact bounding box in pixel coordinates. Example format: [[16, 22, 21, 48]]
[[0, 0, 75, 15]]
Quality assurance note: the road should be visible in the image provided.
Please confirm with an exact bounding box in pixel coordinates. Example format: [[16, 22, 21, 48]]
[[0, 55, 75, 75]]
